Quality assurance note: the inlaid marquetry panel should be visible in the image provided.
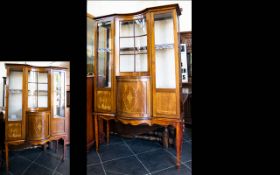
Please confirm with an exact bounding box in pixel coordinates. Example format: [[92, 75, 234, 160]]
[[155, 92, 177, 116], [117, 77, 151, 118], [96, 91, 112, 112], [27, 111, 49, 141], [7, 122, 22, 139]]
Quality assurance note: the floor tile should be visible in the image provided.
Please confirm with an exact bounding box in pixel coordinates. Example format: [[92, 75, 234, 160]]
[[18, 147, 42, 161], [152, 164, 191, 175], [87, 149, 100, 165], [103, 156, 149, 175], [107, 134, 124, 145], [185, 161, 192, 170], [137, 149, 177, 173], [8, 156, 32, 175], [55, 159, 70, 175], [87, 164, 105, 175], [23, 163, 53, 175], [126, 139, 161, 154], [183, 127, 192, 141], [99, 143, 133, 162], [34, 152, 61, 170], [167, 141, 192, 163]]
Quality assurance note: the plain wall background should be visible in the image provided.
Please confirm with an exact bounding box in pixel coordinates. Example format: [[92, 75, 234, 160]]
[[87, 0, 192, 32]]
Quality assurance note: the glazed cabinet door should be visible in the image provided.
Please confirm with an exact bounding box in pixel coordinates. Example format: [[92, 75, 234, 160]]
[[94, 18, 115, 113], [5, 67, 25, 141], [151, 10, 181, 119], [51, 70, 66, 135]]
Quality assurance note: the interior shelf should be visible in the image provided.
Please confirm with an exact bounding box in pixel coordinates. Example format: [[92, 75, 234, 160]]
[[120, 34, 147, 38], [155, 44, 174, 50]]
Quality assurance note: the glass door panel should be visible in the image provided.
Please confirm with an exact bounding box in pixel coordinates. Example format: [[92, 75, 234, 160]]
[[119, 17, 148, 73], [154, 13, 176, 88], [8, 70, 23, 121], [97, 21, 111, 88], [53, 71, 65, 118]]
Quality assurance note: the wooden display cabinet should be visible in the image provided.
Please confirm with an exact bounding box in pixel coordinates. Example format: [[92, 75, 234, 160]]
[[92, 4, 184, 168], [4, 64, 67, 172]]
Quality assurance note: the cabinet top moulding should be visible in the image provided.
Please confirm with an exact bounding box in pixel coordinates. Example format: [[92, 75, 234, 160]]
[[93, 4, 181, 20], [5, 63, 67, 70]]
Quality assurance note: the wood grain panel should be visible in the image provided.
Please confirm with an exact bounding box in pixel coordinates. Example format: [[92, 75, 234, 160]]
[[26, 111, 50, 141], [51, 118, 65, 135], [155, 91, 177, 116], [117, 77, 151, 118], [7, 122, 21, 139], [96, 91, 112, 112]]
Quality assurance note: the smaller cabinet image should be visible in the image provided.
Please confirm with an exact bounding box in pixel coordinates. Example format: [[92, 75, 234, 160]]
[[4, 63, 68, 172]]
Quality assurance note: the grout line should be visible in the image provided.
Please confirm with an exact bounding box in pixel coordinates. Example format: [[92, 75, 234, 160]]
[[51, 158, 62, 175], [184, 161, 192, 171], [150, 164, 176, 174], [106, 170, 129, 175], [96, 152, 107, 175], [102, 155, 135, 164], [20, 152, 42, 175], [19, 154, 62, 175], [122, 139, 151, 174]]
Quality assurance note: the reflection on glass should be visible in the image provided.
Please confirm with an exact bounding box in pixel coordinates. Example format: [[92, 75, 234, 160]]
[[135, 18, 146, 36], [8, 71, 23, 121], [53, 71, 65, 118], [97, 21, 111, 87], [120, 21, 134, 37], [154, 13, 176, 88], [87, 17, 95, 75]]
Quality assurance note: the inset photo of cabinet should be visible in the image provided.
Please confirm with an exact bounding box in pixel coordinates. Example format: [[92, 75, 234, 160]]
[[0, 61, 70, 175]]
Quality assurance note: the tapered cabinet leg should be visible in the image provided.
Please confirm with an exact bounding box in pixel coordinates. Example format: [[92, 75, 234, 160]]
[[107, 120, 110, 145], [63, 138, 66, 161], [176, 122, 183, 168], [94, 114, 99, 151], [5, 143, 8, 173]]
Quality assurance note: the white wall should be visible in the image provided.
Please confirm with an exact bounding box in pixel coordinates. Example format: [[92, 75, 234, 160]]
[[87, 0, 192, 32]]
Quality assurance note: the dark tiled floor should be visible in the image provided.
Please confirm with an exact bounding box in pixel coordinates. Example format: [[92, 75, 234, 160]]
[[0, 144, 70, 175], [87, 127, 192, 175]]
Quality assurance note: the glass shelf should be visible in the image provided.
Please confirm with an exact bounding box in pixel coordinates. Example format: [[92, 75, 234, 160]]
[[120, 34, 147, 38], [155, 44, 174, 50]]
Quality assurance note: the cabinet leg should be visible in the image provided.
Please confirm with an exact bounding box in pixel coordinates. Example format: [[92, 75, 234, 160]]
[[56, 140, 58, 153], [176, 122, 183, 168], [63, 138, 66, 161], [5, 143, 8, 173], [107, 120, 110, 145], [94, 114, 99, 152], [163, 127, 169, 149]]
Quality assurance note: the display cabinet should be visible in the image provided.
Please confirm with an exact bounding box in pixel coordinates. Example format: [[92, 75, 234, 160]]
[[92, 4, 184, 168], [4, 64, 67, 172]]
